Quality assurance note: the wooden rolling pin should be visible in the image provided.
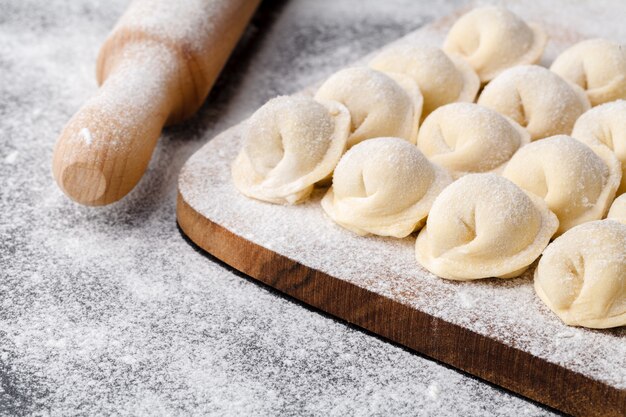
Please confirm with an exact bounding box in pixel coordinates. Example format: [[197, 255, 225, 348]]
[[52, 0, 260, 206]]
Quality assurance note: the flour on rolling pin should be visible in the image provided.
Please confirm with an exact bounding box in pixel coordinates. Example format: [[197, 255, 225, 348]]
[[116, 0, 229, 51], [53, 0, 261, 206], [79, 128, 93, 145]]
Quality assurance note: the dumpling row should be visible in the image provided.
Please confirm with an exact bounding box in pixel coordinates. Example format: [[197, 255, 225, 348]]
[[231, 6, 626, 329], [442, 10, 626, 329], [233, 40, 484, 205], [232, 5, 555, 205]]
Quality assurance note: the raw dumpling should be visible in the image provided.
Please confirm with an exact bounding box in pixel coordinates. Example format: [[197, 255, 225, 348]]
[[551, 39, 626, 106], [534, 220, 626, 329], [417, 103, 530, 178], [478, 65, 590, 140], [607, 194, 626, 224], [572, 100, 626, 194], [314, 67, 423, 148], [369, 44, 479, 118], [444, 6, 547, 82], [232, 95, 350, 204], [502, 135, 621, 235], [415, 173, 558, 280], [321, 137, 451, 238]]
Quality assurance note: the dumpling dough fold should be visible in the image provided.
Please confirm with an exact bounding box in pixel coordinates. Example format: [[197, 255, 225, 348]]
[[478, 65, 590, 140], [534, 220, 626, 329], [416, 173, 558, 281], [321, 137, 451, 238], [369, 44, 479, 119], [572, 100, 626, 194], [315, 67, 423, 148], [551, 38, 626, 106], [417, 103, 530, 178], [607, 194, 626, 224], [232, 95, 350, 204], [502, 135, 621, 235], [444, 6, 547, 82]]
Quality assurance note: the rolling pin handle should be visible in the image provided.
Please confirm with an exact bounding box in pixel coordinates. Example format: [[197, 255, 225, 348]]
[[53, 48, 173, 206]]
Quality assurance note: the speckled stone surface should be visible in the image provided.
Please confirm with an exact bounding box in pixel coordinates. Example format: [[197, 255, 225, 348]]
[[0, 0, 567, 415]]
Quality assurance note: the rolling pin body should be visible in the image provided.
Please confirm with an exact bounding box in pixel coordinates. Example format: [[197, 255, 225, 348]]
[[53, 0, 260, 206]]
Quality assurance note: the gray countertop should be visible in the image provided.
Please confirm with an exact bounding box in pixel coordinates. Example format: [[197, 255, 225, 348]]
[[1, 0, 560, 415]]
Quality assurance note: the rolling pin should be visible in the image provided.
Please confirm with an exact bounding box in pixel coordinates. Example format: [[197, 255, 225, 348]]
[[52, 0, 261, 206]]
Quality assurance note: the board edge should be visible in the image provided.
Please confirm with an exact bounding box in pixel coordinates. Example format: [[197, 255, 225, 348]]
[[176, 190, 625, 417]]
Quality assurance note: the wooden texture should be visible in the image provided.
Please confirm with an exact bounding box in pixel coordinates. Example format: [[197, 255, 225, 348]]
[[177, 192, 625, 417], [52, 0, 260, 206]]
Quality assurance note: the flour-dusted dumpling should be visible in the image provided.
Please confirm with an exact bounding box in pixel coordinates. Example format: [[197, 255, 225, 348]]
[[502, 135, 621, 235], [444, 6, 547, 82], [321, 137, 451, 238], [572, 100, 626, 194], [314, 67, 423, 148], [535, 220, 626, 329], [369, 44, 479, 118], [551, 39, 626, 106], [416, 174, 558, 280], [232, 95, 350, 204], [417, 103, 530, 178], [607, 194, 626, 224], [478, 65, 590, 140]]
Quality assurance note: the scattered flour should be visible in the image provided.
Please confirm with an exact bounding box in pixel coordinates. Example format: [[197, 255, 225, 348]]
[[456, 289, 475, 309], [426, 382, 442, 400], [4, 151, 18, 164]]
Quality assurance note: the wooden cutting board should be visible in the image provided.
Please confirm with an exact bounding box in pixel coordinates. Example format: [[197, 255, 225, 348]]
[[177, 6, 626, 417]]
